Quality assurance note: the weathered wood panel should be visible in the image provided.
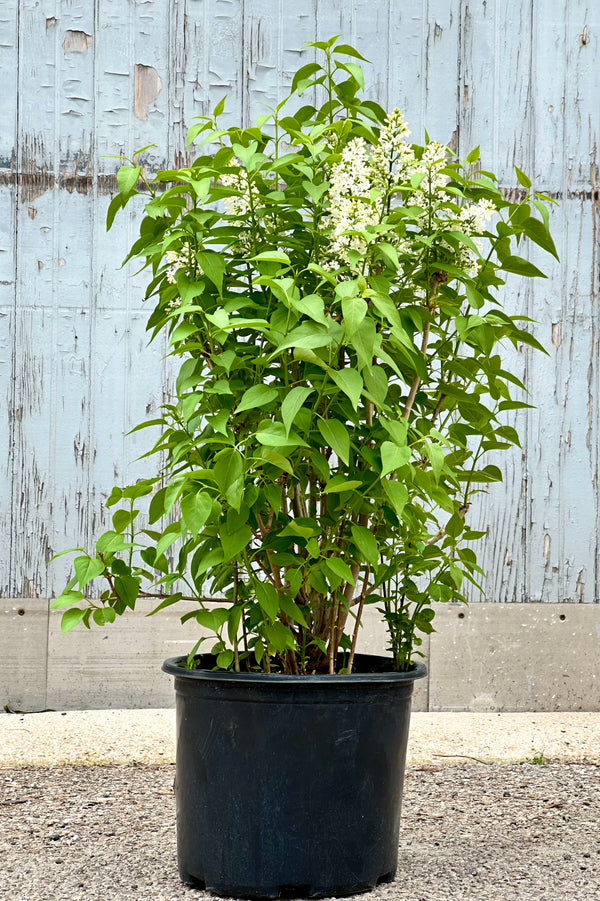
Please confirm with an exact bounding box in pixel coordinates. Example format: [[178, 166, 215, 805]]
[[1, 0, 599, 612]]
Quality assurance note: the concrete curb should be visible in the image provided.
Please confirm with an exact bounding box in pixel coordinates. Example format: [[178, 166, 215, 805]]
[[1, 709, 598, 768]]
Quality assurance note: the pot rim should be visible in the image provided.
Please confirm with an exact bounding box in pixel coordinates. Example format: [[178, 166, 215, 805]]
[[162, 652, 427, 685]]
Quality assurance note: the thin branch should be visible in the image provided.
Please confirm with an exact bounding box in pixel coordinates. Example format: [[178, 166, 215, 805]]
[[232, 565, 240, 672], [347, 565, 371, 674], [403, 318, 431, 421], [431, 392, 446, 423], [294, 484, 308, 518], [328, 594, 339, 674], [423, 503, 469, 546]]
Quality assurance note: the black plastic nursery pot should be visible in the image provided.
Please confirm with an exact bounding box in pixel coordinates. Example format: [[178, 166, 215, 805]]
[[162, 653, 427, 899]]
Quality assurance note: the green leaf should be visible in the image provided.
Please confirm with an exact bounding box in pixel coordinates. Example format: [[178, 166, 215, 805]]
[[213, 95, 226, 117], [61, 607, 86, 634], [500, 255, 547, 278], [515, 166, 532, 189], [117, 165, 141, 196], [410, 171, 426, 190], [382, 479, 409, 517], [181, 491, 213, 536], [250, 250, 291, 264], [197, 251, 227, 293], [351, 525, 379, 567], [332, 43, 369, 61], [279, 518, 321, 539], [455, 465, 503, 483], [291, 62, 322, 94], [426, 443, 445, 481], [293, 346, 328, 369], [220, 520, 252, 561], [177, 274, 206, 306], [380, 442, 411, 477], [106, 194, 124, 231], [112, 508, 135, 534], [74, 556, 105, 588], [227, 605, 243, 644], [302, 180, 329, 204], [50, 590, 84, 610], [276, 322, 333, 352], [216, 649, 235, 668], [93, 607, 117, 626], [196, 607, 230, 633], [253, 448, 294, 475], [377, 242, 400, 271], [445, 514, 465, 539], [256, 422, 309, 448], [193, 546, 224, 577], [352, 318, 377, 371], [114, 575, 140, 609], [382, 419, 408, 445], [533, 198, 550, 230], [264, 621, 296, 652], [521, 216, 559, 260], [318, 418, 350, 465], [237, 384, 278, 414], [291, 293, 327, 324], [342, 295, 368, 337], [156, 522, 181, 557], [96, 530, 128, 556], [465, 283, 484, 309], [281, 386, 313, 436], [448, 565, 463, 589], [255, 581, 280, 622], [106, 486, 124, 507], [324, 556, 355, 586], [323, 474, 363, 493], [169, 321, 197, 346], [147, 594, 183, 616], [330, 368, 363, 410], [340, 61, 365, 88], [363, 366, 389, 408], [280, 595, 308, 627], [213, 448, 245, 511]]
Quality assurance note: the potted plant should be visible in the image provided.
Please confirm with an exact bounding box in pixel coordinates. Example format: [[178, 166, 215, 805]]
[[52, 37, 555, 898]]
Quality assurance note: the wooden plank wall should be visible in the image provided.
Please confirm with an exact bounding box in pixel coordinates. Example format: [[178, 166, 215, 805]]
[[1, 0, 598, 608]]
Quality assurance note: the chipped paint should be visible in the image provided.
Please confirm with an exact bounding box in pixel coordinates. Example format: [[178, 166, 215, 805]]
[[62, 30, 93, 53], [134, 64, 162, 120], [551, 322, 562, 347]]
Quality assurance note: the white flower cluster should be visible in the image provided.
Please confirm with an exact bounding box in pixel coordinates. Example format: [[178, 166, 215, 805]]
[[458, 198, 496, 236], [407, 141, 450, 204], [323, 111, 496, 279], [164, 243, 201, 285], [221, 164, 260, 220], [325, 137, 383, 267], [370, 108, 415, 189]]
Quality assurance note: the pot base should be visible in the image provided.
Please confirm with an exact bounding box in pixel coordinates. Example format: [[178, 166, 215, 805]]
[[182, 870, 396, 900]]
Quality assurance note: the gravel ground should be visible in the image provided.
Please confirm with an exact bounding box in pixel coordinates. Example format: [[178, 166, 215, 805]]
[[1, 762, 599, 901], [3, 710, 600, 768]]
